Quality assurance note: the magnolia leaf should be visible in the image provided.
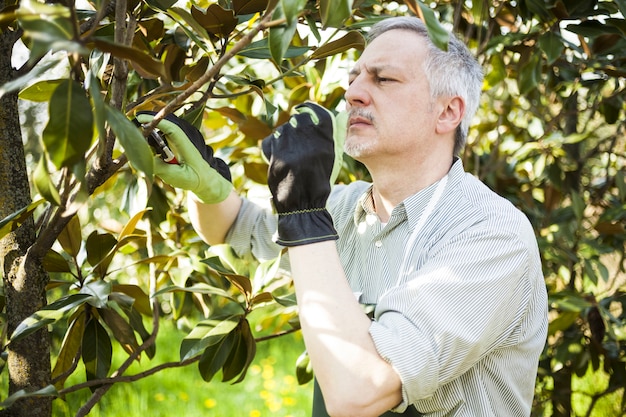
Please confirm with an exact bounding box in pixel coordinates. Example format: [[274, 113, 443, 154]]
[[85, 231, 118, 277], [538, 31, 563, 64], [238, 37, 309, 59], [99, 308, 140, 356], [10, 294, 92, 343], [417, 2, 450, 51], [105, 104, 154, 180], [0, 385, 58, 409], [82, 318, 113, 386], [282, 0, 307, 24], [191, 4, 237, 37], [311, 31, 365, 60], [52, 311, 86, 388], [268, 5, 299, 64], [198, 329, 238, 382], [42, 79, 94, 169], [232, 0, 268, 15], [112, 284, 152, 316], [17, 0, 83, 62], [180, 316, 241, 361], [34, 154, 61, 206], [57, 214, 82, 258], [229, 318, 256, 384], [0, 59, 58, 97], [19, 79, 64, 102], [91, 39, 168, 80], [295, 350, 313, 384], [0, 199, 44, 240], [80, 279, 111, 309], [42, 249, 72, 273], [221, 329, 246, 382], [319, 0, 351, 28]]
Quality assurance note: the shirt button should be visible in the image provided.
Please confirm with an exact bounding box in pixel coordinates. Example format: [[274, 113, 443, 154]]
[[375, 240, 383, 248]]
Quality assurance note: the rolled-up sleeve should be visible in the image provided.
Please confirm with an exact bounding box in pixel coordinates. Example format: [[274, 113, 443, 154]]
[[225, 197, 282, 262]]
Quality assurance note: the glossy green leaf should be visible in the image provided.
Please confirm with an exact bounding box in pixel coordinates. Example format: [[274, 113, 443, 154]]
[[0, 385, 58, 409], [52, 311, 86, 388], [229, 318, 256, 383], [311, 31, 365, 60], [57, 215, 82, 258], [221, 329, 246, 382], [87, 67, 108, 155], [42, 79, 94, 169], [191, 4, 237, 37], [523, 0, 552, 20], [282, 0, 307, 24], [319, 0, 351, 29], [0, 199, 44, 240], [232, 0, 268, 15], [17, 0, 83, 62], [180, 316, 241, 361], [85, 231, 117, 276], [570, 191, 584, 221], [519, 53, 541, 95], [538, 31, 563, 64], [112, 284, 152, 316], [485, 54, 506, 88], [145, 0, 177, 11], [417, 2, 450, 51], [105, 104, 154, 180], [268, 5, 299, 64], [10, 294, 92, 343], [153, 283, 239, 303], [99, 308, 140, 356], [90, 39, 168, 80], [82, 318, 113, 385], [295, 350, 313, 384], [548, 311, 579, 335], [33, 154, 61, 205], [19, 79, 64, 102], [238, 37, 309, 59], [42, 249, 72, 273], [198, 329, 238, 382], [80, 279, 111, 309], [0, 59, 58, 97]]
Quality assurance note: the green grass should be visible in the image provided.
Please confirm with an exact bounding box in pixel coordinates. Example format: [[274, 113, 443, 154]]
[[52, 321, 313, 417]]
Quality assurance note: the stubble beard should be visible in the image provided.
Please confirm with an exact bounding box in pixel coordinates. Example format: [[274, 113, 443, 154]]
[[344, 108, 376, 160]]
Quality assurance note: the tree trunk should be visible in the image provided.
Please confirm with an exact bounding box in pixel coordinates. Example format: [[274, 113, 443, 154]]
[[0, 28, 52, 417]]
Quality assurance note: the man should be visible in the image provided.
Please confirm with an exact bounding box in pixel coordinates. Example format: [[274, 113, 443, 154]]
[[137, 15, 548, 417]]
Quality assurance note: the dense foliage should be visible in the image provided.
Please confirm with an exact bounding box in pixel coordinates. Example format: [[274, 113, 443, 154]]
[[0, 0, 624, 416]]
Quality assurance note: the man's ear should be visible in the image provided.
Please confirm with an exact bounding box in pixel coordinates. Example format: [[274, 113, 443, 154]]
[[435, 96, 465, 135]]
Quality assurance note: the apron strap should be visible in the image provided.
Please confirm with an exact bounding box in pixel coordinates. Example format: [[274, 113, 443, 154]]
[[312, 379, 422, 416]]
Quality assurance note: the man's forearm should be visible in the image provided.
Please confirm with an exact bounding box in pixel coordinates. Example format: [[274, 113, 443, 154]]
[[188, 190, 242, 245], [288, 242, 402, 417]]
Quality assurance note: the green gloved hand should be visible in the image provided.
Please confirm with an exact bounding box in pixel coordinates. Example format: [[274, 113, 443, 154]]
[[135, 112, 233, 204]]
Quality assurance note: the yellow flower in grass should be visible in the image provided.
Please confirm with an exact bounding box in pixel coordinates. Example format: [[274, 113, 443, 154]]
[[263, 379, 276, 390], [283, 396, 297, 406], [154, 393, 165, 402], [204, 398, 217, 409], [250, 410, 261, 417]]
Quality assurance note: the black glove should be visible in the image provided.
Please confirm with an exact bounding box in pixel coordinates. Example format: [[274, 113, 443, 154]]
[[261, 102, 341, 247]]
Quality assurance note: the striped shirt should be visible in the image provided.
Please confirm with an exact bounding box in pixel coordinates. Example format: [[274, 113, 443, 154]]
[[226, 158, 548, 416]]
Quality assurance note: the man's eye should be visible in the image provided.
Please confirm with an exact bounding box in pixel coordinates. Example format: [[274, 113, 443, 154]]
[[376, 76, 393, 83]]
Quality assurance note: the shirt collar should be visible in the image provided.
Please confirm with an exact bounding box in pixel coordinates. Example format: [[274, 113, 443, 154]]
[[352, 157, 463, 228]]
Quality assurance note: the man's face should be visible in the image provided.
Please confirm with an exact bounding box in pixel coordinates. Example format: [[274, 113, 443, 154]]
[[344, 29, 437, 163]]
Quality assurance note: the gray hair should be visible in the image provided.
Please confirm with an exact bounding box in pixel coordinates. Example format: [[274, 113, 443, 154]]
[[367, 16, 483, 155]]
